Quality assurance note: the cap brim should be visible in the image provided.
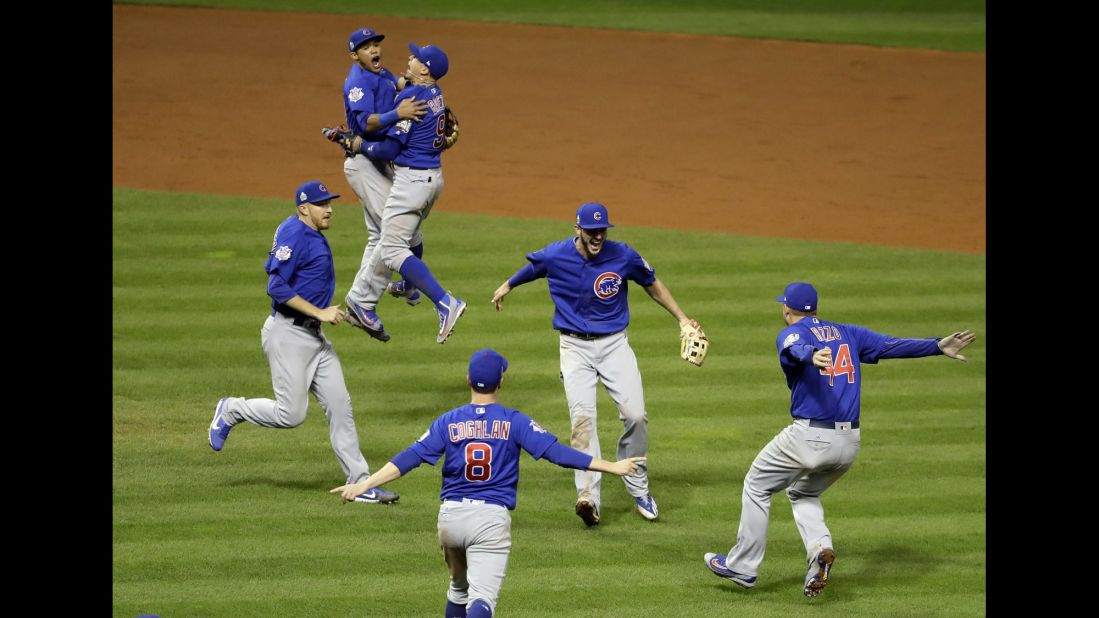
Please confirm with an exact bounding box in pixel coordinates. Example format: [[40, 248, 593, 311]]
[[307, 192, 340, 203], [408, 42, 423, 61], [776, 296, 786, 303], [577, 222, 615, 229]]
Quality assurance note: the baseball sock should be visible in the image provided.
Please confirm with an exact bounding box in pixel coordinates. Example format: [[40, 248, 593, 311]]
[[411, 242, 424, 259], [445, 599, 467, 617], [467, 599, 493, 618], [398, 257, 447, 304]]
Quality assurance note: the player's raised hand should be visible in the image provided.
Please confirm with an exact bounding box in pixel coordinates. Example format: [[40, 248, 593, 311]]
[[938, 329, 977, 362], [812, 347, 833, 369], [397, 97, 428, 122], [491, 282, 512, 311]]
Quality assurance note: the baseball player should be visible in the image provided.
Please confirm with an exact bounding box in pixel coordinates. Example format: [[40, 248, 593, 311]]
[[704, 282, 976, 597], [342, 43, 466, 344], [207, 181, 398, 505], [490, 202, 702, 526], [330, 26, 430, 342], [331, 349, 645, 618]]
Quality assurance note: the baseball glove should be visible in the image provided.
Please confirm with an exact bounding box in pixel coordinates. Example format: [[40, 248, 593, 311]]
[[443, 107, 459, 149], [679, 319, 709, 367], [321, 125, 357, 158]]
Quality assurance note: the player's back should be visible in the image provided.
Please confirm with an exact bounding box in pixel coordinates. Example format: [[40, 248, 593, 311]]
[[778, 316, 872, 422], [390, 84, 446, 168], [433, 403, 555, 510]]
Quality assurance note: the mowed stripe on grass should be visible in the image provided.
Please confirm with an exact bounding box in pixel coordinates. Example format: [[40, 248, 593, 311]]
[[113, 187, 984, 616]]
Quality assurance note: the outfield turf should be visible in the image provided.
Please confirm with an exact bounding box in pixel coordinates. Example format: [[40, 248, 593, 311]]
[[113, 0, 987, 52], [113, 187, 985, 616]]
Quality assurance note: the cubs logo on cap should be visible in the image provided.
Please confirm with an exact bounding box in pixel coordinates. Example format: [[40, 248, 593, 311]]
[[776, 282, 818, 312], [408, 42, 449, 79], [575, 202, 615, 229], [349, 27, 384, 52], [295, 181, 341, 206]]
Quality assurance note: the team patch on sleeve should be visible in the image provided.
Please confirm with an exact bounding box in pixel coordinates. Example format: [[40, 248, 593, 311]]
[[275, 245, 293, 261], [529, 419, 547, 434], [348, 87, 364, 103], [395, 119, 412, 134], [782, 332, 800, 349]]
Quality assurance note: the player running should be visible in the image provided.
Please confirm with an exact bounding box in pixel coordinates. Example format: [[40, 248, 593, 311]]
[[331, 349, 645, 618], [490, 202, 703, 526], [703, 282, 976, 597]]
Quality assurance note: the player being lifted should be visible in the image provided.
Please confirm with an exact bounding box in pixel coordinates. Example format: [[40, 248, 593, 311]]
[[332, 349, 645, 618]]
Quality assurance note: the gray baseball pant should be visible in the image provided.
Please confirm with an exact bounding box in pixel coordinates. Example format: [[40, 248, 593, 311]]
[[363, 165, 442, 277], [218, 313, 372, 484], [343, 155, 424, 309], [724, 419, 861, 576], [559, 331, 649, 507], [438, 499, 512, 614]]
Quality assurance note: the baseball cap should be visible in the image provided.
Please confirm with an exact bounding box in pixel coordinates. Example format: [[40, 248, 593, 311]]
[[295, 181, 340, 206], [776, 282, 818, 312], [468, 349, 508, 390], [349, 27, 384, 52], [408, 42, 449, 79], [575, 202, 615, 229]]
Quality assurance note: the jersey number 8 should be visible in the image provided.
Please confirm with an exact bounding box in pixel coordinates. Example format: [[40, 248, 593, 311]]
[[464, 442, 493, 481]]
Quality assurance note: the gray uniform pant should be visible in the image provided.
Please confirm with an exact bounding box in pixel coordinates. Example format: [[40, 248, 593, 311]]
[[725, 419, 861, 576], [559, 331, 649, 506], [343, 155, 425, 309], [219, 312, 372, 484], [438, 499, 512, 614], [361, 165, 442, 289]]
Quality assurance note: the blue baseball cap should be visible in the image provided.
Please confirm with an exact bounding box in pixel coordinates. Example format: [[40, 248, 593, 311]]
[[575, 202, 615, 229], [408, 42, 449, 79], [349, 27, 384, 52], [295, 181, 340, 206], [468, 349, 508, 390], [776, 282, 818, 312]]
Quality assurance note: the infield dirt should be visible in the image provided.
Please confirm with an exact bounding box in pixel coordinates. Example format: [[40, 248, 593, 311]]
[[113, 5, 985, 253]]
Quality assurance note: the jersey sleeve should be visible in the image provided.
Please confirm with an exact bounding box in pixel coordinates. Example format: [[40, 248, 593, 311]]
[[624, 246, 657, 286], [263, 222, 303, 280], [384, 90, 419, 146], [846, 324, 890, 364], [522, 246, 551, 278], [777, 326, 816, 367], [346, 74, 379, 115], [512, 412, 560, 461], [405, 416, 450, 465]]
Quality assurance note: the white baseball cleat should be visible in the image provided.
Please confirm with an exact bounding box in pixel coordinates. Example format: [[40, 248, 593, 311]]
[[435, 292, 466, 344], [803, 547, 835, 597]]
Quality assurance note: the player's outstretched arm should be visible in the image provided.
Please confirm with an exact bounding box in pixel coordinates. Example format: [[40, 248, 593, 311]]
[[590, 456, 647, 477], [284, 296, 346, 325], [643, 278, 689, 323], [330, 462, 403, 502], [938, 329, 977, 362]]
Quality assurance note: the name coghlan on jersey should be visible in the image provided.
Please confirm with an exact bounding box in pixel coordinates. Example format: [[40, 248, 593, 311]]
[[448, 419, 512, 442]]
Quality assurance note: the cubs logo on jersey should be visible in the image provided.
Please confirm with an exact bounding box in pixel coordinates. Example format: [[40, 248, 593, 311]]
[[593, 272, 622, 299]]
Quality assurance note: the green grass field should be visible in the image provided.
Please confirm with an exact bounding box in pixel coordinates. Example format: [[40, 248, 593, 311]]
[[113, 187, 985, 616], [114, 0, 986, 52]]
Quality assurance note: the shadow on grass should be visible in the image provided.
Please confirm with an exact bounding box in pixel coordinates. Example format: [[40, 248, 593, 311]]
[[224, 476, 335, 491]]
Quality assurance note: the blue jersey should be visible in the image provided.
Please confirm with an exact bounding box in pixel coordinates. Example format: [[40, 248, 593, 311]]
[[385, 84, 447, 168], [521, 239, 656, 335], [399, 403, 562, 510], [343, 65, 399, 140], [777, 317, 942, 423], [264, 216, 335, 317]]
